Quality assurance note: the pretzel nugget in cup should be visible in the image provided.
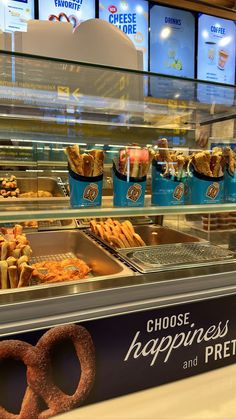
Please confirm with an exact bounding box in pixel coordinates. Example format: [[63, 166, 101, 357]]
[[152, 138, 188, 206], [113, 147, 152, 207], [187, 148, 224, 205], [66, 145, 104, 208]]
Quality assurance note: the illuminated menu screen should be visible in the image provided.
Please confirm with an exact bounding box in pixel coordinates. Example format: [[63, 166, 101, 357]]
[[0, 0, 34, 32], [150, 5, 195, 78], [38, 0, 95, 28], [197, 14, 236, 85], [99, 0, 149, 71]]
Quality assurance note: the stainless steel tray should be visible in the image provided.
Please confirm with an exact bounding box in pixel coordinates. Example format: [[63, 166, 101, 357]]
[[18, 177, 66, 197], [88, 225, 202, 252], [27, 230, 133, 283], [118, 242, 235, 273]]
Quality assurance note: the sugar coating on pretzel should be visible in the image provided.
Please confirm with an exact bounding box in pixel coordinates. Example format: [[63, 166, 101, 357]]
[[27, 324, 96, 419], [0, 340, 43, 419]]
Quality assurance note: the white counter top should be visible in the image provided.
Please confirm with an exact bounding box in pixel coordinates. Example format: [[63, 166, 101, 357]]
[[57, 364, 236, 419]]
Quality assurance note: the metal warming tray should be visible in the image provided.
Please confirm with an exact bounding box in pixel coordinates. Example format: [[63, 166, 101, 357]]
[[88, 225, 203, 252], [27, 230, 133, 283], [118, 242, 236, 273], [18, 177, 66, 197]]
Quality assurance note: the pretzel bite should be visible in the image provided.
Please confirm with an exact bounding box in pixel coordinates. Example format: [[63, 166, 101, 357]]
[[6, 256, 17, 266], [13, 224, 23, 237], [7, 241, 16, 254], [16, 234, 29, 245], [192, 151, 212, 177], [12, 248, 21, 259], [21, 245, 33, 258], [17, 255, 29, 268]]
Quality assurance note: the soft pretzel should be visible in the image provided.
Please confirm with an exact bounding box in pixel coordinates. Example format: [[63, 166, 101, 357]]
[[28, 324, 96, 419]]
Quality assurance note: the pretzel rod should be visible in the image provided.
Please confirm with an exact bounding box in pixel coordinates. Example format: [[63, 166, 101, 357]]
[[0, 261, 8, 289], [1, 242, 8, 260], [18, 265, 34, 288], [66, 145, 104, 177], [8, 266, 19, 288]]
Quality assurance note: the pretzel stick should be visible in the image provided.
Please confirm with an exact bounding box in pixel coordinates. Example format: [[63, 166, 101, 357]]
[[0, 261, 8, 289], [8, 266, 19, 288], [18, 265, 34, 288]]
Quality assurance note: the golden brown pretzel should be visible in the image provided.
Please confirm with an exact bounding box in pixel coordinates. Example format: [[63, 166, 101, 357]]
[[27, 324, 96, 419], [0, 340, 42, 419]]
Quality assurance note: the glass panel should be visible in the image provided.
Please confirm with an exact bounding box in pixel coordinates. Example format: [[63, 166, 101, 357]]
[[0, 50, 235, 217]]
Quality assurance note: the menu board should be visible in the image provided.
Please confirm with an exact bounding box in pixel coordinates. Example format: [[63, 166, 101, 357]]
[[0, 3, 3, 32], [150, 5, 195, 78], [38, 0, 95, 28], [0, 0, 34, 32], [99, 0, 149, 71], [197, 14, 236, 85]]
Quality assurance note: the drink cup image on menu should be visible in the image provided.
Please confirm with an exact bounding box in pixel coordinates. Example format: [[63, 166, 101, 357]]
[[205, 41, 216, 64], [218, 49, 229, 70], [166, 38, 183, 71]]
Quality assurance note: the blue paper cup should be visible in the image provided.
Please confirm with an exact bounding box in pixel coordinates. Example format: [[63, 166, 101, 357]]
[[188, 167, 224, 205], [112, 164, 146, 207], [68, 166, 103, 208], [151, 161, 186, 206], [224, 168, 236, 203]]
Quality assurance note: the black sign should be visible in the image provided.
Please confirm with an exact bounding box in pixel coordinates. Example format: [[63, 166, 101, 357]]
[[0, 294, 236, 417]]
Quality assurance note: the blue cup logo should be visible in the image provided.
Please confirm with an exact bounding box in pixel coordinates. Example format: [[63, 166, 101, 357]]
[[206, 182, 220, 200], [173, 183, 185, 201], [83, 183, 99, 202], [126, 184, 142, 202]]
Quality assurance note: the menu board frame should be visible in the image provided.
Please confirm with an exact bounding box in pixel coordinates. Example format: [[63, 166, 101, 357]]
[[197, 12, 236, 86], [98, 0, 149, 71], [0, 0, 35, 32], [37, 0, 96, 28], [149, 2, 196, 79]]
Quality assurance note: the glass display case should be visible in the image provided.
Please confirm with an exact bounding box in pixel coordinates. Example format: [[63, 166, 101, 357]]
[[1, 50, 236, 419], [0, 49, 235, 318]]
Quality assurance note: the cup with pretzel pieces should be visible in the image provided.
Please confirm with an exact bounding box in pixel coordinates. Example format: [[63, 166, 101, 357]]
[[187, 147, 224, 205], [113, 147, 152, 207], [223, 146, 236, 203], [152, 138, 188, 206], [65, 145, 104, 208]]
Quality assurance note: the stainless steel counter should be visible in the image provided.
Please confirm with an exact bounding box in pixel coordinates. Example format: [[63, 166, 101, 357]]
[[1, 260, 236, 336]]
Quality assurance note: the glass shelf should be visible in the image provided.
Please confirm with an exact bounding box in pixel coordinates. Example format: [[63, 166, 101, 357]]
[[1, 200, 236, 223], [0, 50, 235, 146]]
